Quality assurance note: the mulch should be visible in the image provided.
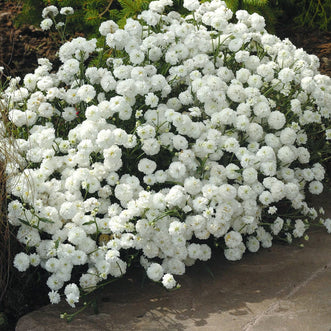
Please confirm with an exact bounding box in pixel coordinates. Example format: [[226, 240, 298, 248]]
[[0, 1, 58, 79]]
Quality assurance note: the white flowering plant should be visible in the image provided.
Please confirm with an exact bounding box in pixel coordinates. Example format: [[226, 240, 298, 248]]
[[1, 0, 331, 317]]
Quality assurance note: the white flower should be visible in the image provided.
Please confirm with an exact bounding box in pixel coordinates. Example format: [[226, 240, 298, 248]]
[[40, 18, 53, 31], [224, 231, 242, 248], [270, 217, 284, 235], [42, 5, 58, 18], [142, 240, 159, 258], [293, 219, 306, 238], [77, 84, 96, 103], [165, 185, 186, 208], [29, 253, 41, 267], [136, 124, 156, 140], [163, 258, 185, 275], [223, 137, 239, 153], [242, 168, 258, 184], [162, 273, 177, 289], [139, 10, 161, 26], [278, 68, 294, 83], [249, 12, 265, 31], [224, 243, 245, 261], [114, 184, 134, 205], [197, 244, 210, 261], [138, 158, 157, 175], [129, 49, 145, 65], [325, 129, 331, 140], [268, 206, 277, 215], [323, 218, 331, 233], [147, 263, 164, 281], [183, 0, 199, 11], [308, 181, 323, 194], [13, 252, 30, 272], [145, 93, 159, 108], [60, 7, 74, 15], [280, 127, 297, 145], [168, 161, 186, 179], [66, 292, 79, 308], [268, 111, 286, 129], [246, 236, 260, 252], [99, 20, 118, 36], [48, 291, 61, 304], [67, 227, 87, 245], [169, 220, 186, 237], [226, 84, 246, 103], [24, 73, 37, 91], [277, 146, 297, 164], [184, 177, 202, 195], [142, 138, 160, 155], [218, 184, 237, 201], [246, 122, 264, 141], [45, 258, 60, 273], [46, 274, 64, 291], [259, 191, 274, 205]]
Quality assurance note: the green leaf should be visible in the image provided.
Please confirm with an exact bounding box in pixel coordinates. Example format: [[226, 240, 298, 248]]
[[54, 239, 60, 249], [84, 8, 100, 22], [18, 218, 32, 227], [244, 0, 269, 7], [83, 220, 96, 225], [225, 0, 239, 12], [39, 217, 54, 224]]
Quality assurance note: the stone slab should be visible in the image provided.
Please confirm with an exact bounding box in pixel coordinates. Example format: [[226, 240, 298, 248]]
[[16, 192, 331, 331]]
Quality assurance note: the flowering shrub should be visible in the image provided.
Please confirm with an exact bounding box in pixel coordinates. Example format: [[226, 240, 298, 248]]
[[1, 0, 331, 310]]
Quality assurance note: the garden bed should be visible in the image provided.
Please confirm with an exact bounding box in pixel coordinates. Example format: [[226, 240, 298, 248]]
[[0, 1, 330, 330]]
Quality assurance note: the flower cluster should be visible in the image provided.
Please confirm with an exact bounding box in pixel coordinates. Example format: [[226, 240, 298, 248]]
[[2, 0, 330, 307]]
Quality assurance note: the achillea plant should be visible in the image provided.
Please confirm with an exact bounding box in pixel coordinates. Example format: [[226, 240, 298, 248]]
[[1, 0, 330, 318]]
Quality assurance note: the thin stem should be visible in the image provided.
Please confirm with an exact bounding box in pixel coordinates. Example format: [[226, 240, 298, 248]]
[[99, 0, 114, 19]]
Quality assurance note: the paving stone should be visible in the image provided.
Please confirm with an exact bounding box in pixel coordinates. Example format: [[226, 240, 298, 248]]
[[16, 192, 331, 331]]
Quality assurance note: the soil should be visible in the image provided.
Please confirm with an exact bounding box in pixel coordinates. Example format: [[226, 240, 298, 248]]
[[0, 1, 58, 79]]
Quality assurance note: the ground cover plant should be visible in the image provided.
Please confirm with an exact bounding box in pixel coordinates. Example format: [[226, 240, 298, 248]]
[[1, 0, 330, 321]]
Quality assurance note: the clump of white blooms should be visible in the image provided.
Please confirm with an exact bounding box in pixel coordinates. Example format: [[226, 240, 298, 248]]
[[2, 0, 330, 307], [40, 5, 74, 32]]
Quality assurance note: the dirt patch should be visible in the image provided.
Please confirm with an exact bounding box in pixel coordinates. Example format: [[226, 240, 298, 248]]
[[0, 1, 58, 79]]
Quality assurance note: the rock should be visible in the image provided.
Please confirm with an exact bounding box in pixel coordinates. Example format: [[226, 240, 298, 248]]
[[16, 224, 331, 331]]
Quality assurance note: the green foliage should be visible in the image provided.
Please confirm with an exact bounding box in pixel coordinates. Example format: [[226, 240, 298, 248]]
[[46, 0, 115, 37], [241, 0, 269, 7], [15, 0, 118, 37], [294, 0, 331, 31], [12, 0, 331, 46], [11, 0, 283, 38], [109, 0, 151, 27], [225, 0, 270, 11], [14, 0, 43, 27]]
